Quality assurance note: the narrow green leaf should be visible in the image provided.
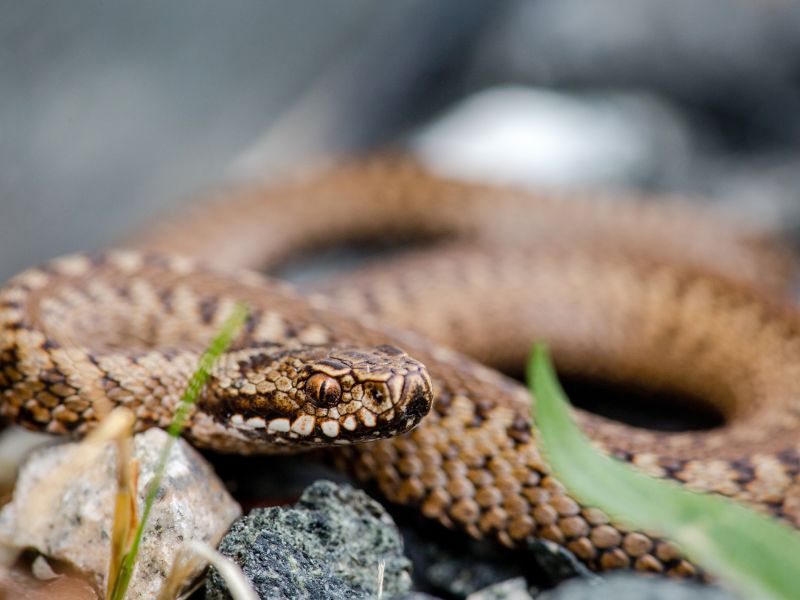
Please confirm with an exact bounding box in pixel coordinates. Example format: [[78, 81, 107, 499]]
[[527, 342, 800, 600], [110, 302, 249, 600]]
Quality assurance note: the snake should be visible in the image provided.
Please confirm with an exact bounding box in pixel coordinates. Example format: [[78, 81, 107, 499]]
[[2, 157, 800, 578]]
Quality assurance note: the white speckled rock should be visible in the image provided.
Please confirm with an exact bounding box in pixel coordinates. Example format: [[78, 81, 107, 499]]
[[0, 428, 241, 599]]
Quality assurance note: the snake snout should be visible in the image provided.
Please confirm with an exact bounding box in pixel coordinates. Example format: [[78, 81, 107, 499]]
[[391, 368, 434, 434], [325, 344, 434, 439]]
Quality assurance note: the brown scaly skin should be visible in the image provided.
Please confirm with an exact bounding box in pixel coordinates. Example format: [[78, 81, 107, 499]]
[[132, 155, 795, 293], [2, 158, 799, 576], [0, 252, 433, 452], [321, 248, 800, 575]]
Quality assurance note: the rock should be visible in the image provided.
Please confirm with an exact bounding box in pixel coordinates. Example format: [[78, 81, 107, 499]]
[[466, 577, 534, 600], [400, 526, 589, 599], [475, 0, 800, 136], [420, 543, 528, 598], [0, 428, 241, 599], [0, 426, 54, 495], [206, 480, 413, 599], [411, 87, 692, 192], [538, 574, 738, 600]]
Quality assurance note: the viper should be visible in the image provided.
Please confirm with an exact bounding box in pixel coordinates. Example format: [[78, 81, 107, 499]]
[[2, 157, 799, 576]]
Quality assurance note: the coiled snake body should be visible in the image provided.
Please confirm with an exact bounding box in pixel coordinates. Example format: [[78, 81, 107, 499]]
[[2, 158, 800, 576]]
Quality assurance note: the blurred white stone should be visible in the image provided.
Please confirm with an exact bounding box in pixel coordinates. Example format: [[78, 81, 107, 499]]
[[0, 428, 241, 599], [411, 86, 692, 191]]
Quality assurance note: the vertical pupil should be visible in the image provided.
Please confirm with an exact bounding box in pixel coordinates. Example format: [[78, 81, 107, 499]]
[[309, 375, 340, 406]]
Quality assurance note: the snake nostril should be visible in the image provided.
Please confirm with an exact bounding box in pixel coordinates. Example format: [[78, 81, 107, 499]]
[[406, 391, 430, 419]]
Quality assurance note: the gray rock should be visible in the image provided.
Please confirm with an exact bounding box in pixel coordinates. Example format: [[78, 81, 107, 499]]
[[206, 480, 413, 600], [466, 577, 534, 600], [538, 574, 738, 600], [412, 87, 693, 193], [402, 530, 588, 599], [525, 540, 594, 585], [396, 511, 596, 599], [422, 549, 528, 598], [0, 428, 241, 599], [477, 0, 800, 116]]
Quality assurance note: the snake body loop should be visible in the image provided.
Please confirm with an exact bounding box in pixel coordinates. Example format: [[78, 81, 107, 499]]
[[2, 158, 800, 576]]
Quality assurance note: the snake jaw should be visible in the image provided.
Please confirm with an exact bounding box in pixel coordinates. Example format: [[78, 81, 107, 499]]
[[203, 344, 433, 446]]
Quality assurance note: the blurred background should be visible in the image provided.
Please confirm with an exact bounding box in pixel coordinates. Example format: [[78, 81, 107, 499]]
[[2, 0, 800, 281]]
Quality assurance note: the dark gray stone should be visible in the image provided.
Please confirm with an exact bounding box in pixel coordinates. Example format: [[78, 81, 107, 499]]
[[538, 574, 738, 600], [423, 554, 524, 598], [402, 530, 590, 599], [205, 480, 412, 600]]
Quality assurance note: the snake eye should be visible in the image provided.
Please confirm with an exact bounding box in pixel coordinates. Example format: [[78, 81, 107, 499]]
[[306, 373, 342, 407]]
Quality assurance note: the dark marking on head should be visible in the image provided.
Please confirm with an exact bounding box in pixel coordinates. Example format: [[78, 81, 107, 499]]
[[316, 358, 350, 372], [376, 344, 404, 356]]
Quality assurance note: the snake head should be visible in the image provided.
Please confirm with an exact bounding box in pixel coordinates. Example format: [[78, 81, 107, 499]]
[[204, 344, 433, 448]]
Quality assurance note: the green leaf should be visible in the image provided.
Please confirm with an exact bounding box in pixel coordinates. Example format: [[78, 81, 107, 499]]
[[110, 301, 249, 600], [527, 342, 800, 600]]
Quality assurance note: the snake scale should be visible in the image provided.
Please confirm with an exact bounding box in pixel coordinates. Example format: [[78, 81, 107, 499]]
[[3, 157, 800, 577]]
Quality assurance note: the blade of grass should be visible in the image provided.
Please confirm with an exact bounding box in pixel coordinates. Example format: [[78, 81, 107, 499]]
[[109, 302, 249, 600], [105, 410, 138, 599], [158, 541, 257, 600], [527, 342, 800, 600], [376, 559, 385, 600]]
